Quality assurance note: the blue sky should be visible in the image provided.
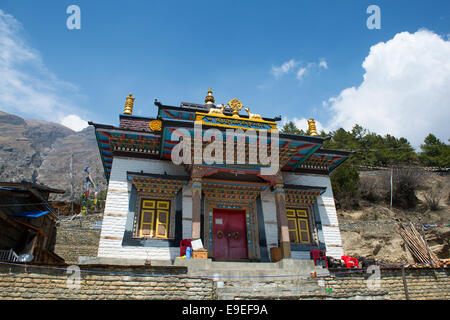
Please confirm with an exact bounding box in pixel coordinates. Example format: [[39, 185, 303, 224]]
[[0, 1, 449, 146]]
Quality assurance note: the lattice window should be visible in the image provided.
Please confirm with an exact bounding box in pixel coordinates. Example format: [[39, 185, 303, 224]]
[[138, 199, 170, 238], [286, 208, 311, 244]]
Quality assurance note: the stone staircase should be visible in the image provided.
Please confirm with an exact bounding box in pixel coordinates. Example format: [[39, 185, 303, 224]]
[[173, 258, 329, 299]]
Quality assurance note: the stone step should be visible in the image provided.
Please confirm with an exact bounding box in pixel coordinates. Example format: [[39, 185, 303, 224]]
[[209, 260, 317, 270], [189, 270, 325, 281], [177, 258, 328, 281], [215, 278, 326, 299]]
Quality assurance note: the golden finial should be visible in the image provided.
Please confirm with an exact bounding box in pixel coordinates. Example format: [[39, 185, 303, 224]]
[[227, 98, 244, 118], [307, 118, 318, 136], [124, 94, 135, 115], [205, 88, 215, 104]]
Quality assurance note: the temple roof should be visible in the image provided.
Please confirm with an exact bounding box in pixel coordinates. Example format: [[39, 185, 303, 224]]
[[89, 91, 352, 180]]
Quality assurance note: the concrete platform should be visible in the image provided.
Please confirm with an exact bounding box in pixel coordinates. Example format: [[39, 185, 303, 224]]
[[173, 258, 329, 280], [78, 256, 328, 280]]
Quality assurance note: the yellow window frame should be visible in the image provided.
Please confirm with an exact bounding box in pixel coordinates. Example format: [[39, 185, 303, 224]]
[[286, 209, 296, 217], [157, 201, 170, 210], [139, 209, 155, 238], [139, 199, 171, 239], [296, 209, 308, 217], [142, 200, 155, 209], [297, 218, 310, 244], [155, 209, 169, 238], [287, 217, 299, 243], [286, 207, 312, 244]]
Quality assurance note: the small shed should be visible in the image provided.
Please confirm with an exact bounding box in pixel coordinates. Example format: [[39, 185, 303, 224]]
[[0, 181, 66, 264]]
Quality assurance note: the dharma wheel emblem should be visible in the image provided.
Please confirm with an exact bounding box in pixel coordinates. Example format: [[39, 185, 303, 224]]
[[227, 98, 244, 118]]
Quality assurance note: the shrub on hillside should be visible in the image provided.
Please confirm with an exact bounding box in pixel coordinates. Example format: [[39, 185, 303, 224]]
[[387, 167, 424, 209], [358, 174, 385, 202], [423, 181, 443, 211]]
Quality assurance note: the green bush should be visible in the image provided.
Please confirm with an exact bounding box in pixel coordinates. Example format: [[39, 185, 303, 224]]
[[330, 162, 360, 209]]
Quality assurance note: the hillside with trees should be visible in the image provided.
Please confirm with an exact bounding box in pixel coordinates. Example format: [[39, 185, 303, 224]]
[[281, 121, 449, 263], [281, 121, 449, 209]]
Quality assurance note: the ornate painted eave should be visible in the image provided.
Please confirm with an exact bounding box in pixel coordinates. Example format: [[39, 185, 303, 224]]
[[89, 121, 162, 180], [126, 171, 189, 183], [127, 173, 185, 198], [283, 184, 327, 195], [200, 179, 268, 202], [160, 119, 328, 171], [284, 187, 323, 205], [293, 148, 353, 174]]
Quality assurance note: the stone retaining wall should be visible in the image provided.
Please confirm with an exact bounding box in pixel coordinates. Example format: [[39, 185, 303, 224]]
[[0, 264, 213, 300], [54, 213, 102, 264], [323, 267, 450, 300], [0, 263, 448, 300]]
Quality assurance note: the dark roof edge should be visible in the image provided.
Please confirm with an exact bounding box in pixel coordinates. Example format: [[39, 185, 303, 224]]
[[88, 122, 160, 135], [317, 148, 355, 156], [279, 133, 331, 144], [0, 182, 65, 194], [127, 171, 189, 181], [283, 184, 327, 195], [156, 101, 282, 122], [119, 114, 157, 121]]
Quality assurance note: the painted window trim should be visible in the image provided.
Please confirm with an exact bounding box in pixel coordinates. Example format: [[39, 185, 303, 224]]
[[286, 206, 314, 245], [135, 198, 172, 240]]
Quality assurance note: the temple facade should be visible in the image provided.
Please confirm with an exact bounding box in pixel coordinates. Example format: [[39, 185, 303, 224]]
[[89, 89, 351, 263]]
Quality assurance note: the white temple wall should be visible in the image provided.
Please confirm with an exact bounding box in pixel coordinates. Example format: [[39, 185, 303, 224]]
[[282, 172, 344, 259], [97, 157, 186, 260]]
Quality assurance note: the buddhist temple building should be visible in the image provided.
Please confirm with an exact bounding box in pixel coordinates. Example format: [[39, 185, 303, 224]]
[[89, 89, 352, 264]]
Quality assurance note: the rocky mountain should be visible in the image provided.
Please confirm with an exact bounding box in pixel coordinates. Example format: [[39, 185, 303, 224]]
[[0, 110, 106, 201]]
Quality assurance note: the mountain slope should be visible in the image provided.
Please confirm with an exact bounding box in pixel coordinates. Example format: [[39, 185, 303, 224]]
[[0, 110, 106, 200]]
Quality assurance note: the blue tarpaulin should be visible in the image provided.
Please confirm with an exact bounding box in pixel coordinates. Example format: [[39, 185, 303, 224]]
[[12, 210, 50, 218]]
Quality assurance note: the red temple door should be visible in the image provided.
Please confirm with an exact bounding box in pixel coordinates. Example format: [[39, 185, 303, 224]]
[[212, 209, 248, 260]]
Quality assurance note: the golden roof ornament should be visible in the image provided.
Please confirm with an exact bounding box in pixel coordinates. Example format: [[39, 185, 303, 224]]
[[204, 88, 215, 104], [207, 104, 226, 116], [227, 98, 244, 118], [307, 118, 318, 136], [244, 107, 262, 120], [123, 94, 135, 115], [149, 119, 162, 131]]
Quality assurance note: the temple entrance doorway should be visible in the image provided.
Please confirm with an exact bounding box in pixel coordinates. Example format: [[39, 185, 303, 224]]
[[212, 208, 248, 260]]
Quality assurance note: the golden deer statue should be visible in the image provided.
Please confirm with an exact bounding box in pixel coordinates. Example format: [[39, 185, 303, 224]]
[[208, 104, 227, 116], [244, 107, 262, 120]]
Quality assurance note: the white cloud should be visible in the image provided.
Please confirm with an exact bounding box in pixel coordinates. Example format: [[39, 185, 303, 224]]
[[0, 10, 88, 129], [319, 59, 328, 69], [271, 59, 299, 78], [324, 29, 450, 147], [296, 67, 307, 80], [270, 58, 328, 83], [60, 114, 88, 131]]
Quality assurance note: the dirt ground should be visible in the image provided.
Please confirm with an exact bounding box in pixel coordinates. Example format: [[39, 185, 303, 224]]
[[338, 172, 450, 264]]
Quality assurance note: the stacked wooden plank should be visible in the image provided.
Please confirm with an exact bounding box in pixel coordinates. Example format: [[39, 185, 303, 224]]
[[397, 221, 440, 264], [402, 260, 449, 268]]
